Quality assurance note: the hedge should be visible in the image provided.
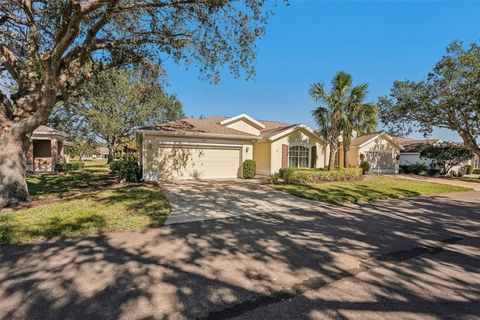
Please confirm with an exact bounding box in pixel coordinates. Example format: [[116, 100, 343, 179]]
[[473, 169, 480, 174], [55, 161, 85, 172], [399, 163, 428, 175], [278, 167, 363, 184]]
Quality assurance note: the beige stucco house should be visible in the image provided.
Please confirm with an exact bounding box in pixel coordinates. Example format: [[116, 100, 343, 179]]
[[338, 132, 403, 174], [136, 114, 327, 180], [27, 125, 72, 172]]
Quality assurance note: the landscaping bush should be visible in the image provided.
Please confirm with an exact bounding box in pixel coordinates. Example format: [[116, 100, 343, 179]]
[[399, 163, 428, 175], [473, 169, 480, 174], [278, 167, 362, 184], [359, 161, 370, 175], [266, 173, 280, 184], [109, 160, 122, 172], [242, 159, 256, 179], [464, 165, 473, 175], [110, 154, 141, 182], [55, 161, 85, 172]]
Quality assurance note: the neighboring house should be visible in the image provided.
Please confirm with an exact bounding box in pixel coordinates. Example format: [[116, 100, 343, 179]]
[[395, 138, 443, 169], [98, 146, 109, 159], [83, 146, 109, 160], [136, 114, 327, 180], [395, 137, 478, 173], [338, 132, 403, 174], [27, 125, 72, 172]]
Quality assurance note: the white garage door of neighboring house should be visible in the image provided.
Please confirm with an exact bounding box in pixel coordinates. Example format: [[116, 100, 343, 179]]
[[365, 151, 397, 173], [155, 146, 241, 180]]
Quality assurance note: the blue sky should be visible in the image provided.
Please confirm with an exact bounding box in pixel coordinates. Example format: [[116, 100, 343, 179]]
[[165, 0, 480, 141]]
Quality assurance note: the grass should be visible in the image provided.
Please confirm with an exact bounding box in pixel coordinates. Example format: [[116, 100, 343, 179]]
[[0, 161, 170, 245], [440, 176, 480, 183], [272, 175, 471, 205]]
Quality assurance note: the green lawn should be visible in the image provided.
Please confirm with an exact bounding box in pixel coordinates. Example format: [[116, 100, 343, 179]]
[[273, 175, 471, 204], [0, 162, 170, 245], [440, 176, 480, 184]]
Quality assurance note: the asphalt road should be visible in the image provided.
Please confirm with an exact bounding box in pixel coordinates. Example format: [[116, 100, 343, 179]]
[[0, 190, 479, 320]]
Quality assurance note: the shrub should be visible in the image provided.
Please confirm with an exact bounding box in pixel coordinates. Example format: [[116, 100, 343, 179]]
[[55, 161, 85, 172], [359, 161, 370, 175], [278, 167, 362, 184], [464, 165, 473, 175], [473, 169, 480, 174], [266, 173, 280, 184], [399, 163, 429, 175], [109, 160, 121, 172], [243, 159, 256, 179], [110, 154, 141, 182]]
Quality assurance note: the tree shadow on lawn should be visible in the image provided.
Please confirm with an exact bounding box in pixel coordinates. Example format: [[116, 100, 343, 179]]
[[0, 185, 169, 245], [27, 168, 116, 198], [0, 191, 479, 319], [275, 184, 421, 204]]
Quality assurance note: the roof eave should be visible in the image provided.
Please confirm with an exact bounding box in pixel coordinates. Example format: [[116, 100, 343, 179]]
[[137, 129, 261, 141], [32, 132, 69, 139]]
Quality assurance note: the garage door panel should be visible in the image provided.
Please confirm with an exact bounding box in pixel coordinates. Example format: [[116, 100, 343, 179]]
[[365, 151, 396, 173], [155, 147, 241, 179]]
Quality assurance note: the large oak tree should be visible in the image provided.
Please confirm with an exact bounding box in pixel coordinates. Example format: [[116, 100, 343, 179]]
[[379, 41, 480, 158], [0, 0, 274, 206]]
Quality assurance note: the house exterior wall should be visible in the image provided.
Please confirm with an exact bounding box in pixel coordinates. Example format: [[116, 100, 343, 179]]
[[269, 129, 326, 174], [253, 141, 271, 176], [359, 137, 400, 174], [141, 133, 253, 180], [224, 119, 260, 136], [338, 145, 361, 168]]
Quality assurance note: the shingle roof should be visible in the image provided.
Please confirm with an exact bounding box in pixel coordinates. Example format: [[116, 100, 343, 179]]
[[145, 116, 294, 138], [349, 132, 403, 150], [393, 137, 441, 152], [350, 133, 380, 147], [33, 125, 68, 137]]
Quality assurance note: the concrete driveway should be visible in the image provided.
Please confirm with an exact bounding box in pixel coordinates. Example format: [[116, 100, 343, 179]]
[[0, 190, 479, 319], [163, 179, 320, 224]]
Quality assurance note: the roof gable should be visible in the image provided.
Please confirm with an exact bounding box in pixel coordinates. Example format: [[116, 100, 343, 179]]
[[219, 114, 265, 129], [351, 132, 403, 150]]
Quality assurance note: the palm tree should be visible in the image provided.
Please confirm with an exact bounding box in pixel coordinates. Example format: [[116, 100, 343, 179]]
[[342, 84, 378, 167], [311, 71, 377, 170]]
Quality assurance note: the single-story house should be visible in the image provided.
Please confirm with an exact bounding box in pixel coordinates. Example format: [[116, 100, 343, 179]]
[[396, 137, 480, 173], [338, 132, 403, 174], [83, 146, 109, 160], [395, 138, 442, 169], [136, 114, 327, 180], [27, 125, 72, 172]]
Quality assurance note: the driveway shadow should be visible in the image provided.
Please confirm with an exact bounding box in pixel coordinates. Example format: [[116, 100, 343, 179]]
[[0, 191, 479, 319]]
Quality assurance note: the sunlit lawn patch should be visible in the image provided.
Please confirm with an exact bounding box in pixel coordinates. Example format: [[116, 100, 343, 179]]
[[273, 175, 470, 204]]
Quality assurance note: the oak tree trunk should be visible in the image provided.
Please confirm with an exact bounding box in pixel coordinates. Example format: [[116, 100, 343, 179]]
[[107, 139, 117, 163], [0, 129, 31, 207]]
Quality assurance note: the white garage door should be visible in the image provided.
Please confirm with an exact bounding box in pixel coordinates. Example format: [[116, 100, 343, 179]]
[[365, 151, 397, 173], [156, 146, 241, 179]]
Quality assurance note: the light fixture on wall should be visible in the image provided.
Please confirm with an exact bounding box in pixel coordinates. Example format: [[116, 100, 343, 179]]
[[246, 146, 250, 153]]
